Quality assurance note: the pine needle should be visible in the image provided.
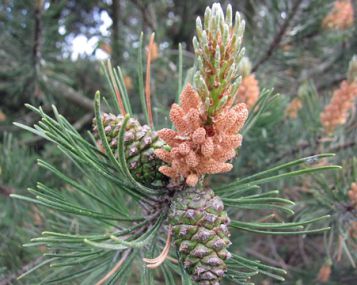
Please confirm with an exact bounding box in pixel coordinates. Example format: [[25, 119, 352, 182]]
[[145, 33, 155, 128], [95, 249, 131, 285], [107, 61, 126, 115]]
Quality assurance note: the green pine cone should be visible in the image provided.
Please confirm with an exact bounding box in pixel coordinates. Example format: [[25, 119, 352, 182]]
[[92, 113, 169, 187], [168, 187, 231, 285]]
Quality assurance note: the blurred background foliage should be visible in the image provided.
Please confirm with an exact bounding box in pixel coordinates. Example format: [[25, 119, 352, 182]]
[[0, 0, 356, 284]]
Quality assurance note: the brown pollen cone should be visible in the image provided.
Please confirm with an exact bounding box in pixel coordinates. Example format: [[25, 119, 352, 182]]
[[349, 221, 357, 240], [155, 83, 248, 187], [285, 98, 303, 119], [322, 0, 354, 30], [320, 80, 357, 134], [348, 182, 357, 209], [317, 263, 332, 283]]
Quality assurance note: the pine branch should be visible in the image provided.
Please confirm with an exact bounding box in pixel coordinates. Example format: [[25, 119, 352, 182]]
[[272, 138, 356, 164], [32, 0, 43, 69], [252, 0, 304, 72], [32, 0, 43, 98], [0, 184, 15, 196], [111, 0, 121, 66], [6, 3, 350, 283], [330, 140, 357, 152], [299, 42, 346, 88], [245, 248, 290, 270], [317, 75, 345, 91], [271, 137, 321, 164], [48, 79, 95, 112], [130, 0, 157, 31], [0, 256, 43, 285]]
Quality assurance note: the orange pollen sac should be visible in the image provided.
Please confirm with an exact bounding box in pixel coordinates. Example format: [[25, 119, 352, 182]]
[[317, 263, 332, 283], [322, 0, 354, 30], [320, 80, 357, 134], [155, 83, 248, 186], [349, 221, 357, 239], [348, 182, 357, 209], [285, 98, 303, 119]]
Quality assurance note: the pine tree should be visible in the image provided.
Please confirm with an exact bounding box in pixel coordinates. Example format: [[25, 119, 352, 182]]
[[9, 4, 344, 285]]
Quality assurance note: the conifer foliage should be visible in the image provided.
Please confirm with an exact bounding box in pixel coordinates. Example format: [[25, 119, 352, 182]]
[[0, 0, 357, 285], [9, 3, 350, 285]]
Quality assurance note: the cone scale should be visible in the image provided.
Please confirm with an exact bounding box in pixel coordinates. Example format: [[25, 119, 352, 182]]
[[92, 113, 168, 187]]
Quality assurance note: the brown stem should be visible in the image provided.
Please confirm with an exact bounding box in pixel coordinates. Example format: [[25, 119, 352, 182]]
[[111, 0, 122, 66], [130, 0, 157, 32], [273, 138, 356, 165], [48, 79, 95, 112], [33, 0, 43, 68], [271, 137, 319, 164], [298, 236, 310, 266], [0, 184, 15, 196], [252, 0, 303, 72], [245, 248, 290, 270], [0, 256, 43, 285], [145, 34, 155, 127], [33, 0, 43, 98]]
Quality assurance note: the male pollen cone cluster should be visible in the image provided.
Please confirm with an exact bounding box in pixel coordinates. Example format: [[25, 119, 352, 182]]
[[349, 221, 357, 240], [285, 97, 303, 119], [317, 263, 332, 283], [348, 182, 357, 209], [322, 0, 354, 30], [320, 80, 357, 134], [155, 83, 248, 187], [236, 74, 260, 110]]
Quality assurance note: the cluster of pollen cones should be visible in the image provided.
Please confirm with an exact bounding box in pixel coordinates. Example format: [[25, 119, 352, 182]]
[[348, 182, 357, 208], [347, 183, 357, 240], [322, 0, 354, 30], [317, 262, 332, 283], [320, 80, 357, 134], [285, 98, 303, 119], [155, 83, 248, 187]]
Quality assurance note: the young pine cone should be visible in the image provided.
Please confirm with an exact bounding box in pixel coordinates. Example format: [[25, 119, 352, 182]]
[[168, 187, 231, 285], [92, 113, 168, 187]]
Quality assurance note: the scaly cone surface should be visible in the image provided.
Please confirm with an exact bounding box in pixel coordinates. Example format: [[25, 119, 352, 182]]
[[168, 187, 231, 285], [92, 113, 168, 187]]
